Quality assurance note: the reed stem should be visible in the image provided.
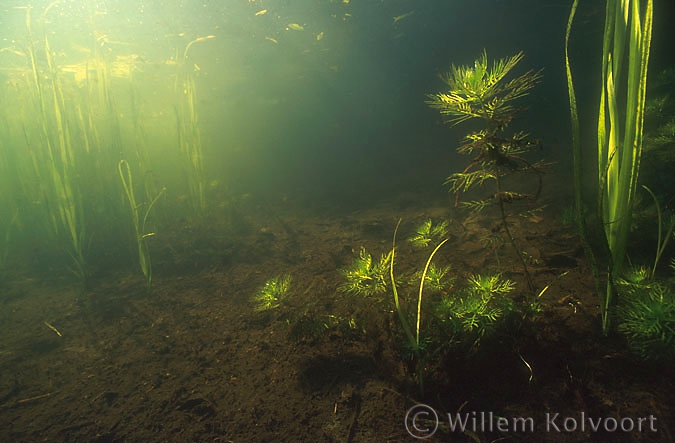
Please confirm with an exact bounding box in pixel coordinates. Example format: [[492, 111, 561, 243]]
[[118, 159, 165, 291]]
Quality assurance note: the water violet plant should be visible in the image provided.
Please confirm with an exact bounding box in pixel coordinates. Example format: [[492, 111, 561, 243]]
[[251, 274, 292, 312], [426, 50, 545, 292]]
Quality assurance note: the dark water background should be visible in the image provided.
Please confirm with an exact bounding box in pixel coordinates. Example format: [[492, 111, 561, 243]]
[[194, 0, 674, 210]]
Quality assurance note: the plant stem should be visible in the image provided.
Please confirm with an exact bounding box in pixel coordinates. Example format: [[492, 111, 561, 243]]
[[565, 0, 604, 330], [495, 176, 534, 293], [598, 0, 653, 333], [416, 239, 449, 346], [567, 0, 653, 335], [119, 160, 164, 291], [642, 185, 675, 280], [390, 219, 417, 350]]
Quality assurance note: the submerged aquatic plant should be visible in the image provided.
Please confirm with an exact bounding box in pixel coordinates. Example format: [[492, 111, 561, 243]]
[[337, 222, 525, 390], [389, 220, 449, 392], [251, 274, 292, 312], [410, 263, 454, 294], [118, 160, 165, 291], [338, 221, 452, 393], [435, 274, 516, 346], [620, 265, 650, 287], [617, 279, 675, 361], [174, 35, 215, 215], [22, 6, 90, 281], [339, 247, 391, 297], [566, 0, 653, 334], [641, 186, 675, 280], [426, 51, 544, 201], [427, 50, 545, 292], [408, 219, 448, 249], [467, 273, 516, 297]]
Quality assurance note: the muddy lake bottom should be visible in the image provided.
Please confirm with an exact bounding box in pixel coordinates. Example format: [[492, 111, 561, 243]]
[[1, 191, 673, 443]]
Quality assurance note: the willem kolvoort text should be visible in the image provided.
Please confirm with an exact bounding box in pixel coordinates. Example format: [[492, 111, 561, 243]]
[[447, 411, 657, 434]]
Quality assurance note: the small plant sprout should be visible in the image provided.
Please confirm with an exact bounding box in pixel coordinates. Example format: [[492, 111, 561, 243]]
[[436, 273, 516, 345], [621, 266, 650, 286], [617, 281, 675, 361], [408, 219, 449, 248], [467, 274, 515, 297], [339, 247, 391, 296], [252, 274, 291, 312]]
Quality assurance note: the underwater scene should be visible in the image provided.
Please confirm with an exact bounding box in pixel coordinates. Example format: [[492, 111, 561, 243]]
[[1, 0, 674, 441]]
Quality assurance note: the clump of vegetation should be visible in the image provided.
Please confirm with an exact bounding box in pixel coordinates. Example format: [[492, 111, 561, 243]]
[[338, 247, 391, 297], [338, 220, 523, 392], [566, 0, 653, 335], [616, 275, 675, 361], [389, 221, 449, 392], [251, 274, 292, 312], [338, 220, 454, 391], [613, 185, 675, 361], [435, 274, 517, 347]]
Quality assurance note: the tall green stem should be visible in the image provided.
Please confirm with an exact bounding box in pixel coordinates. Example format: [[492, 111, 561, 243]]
[[25, 6, 87, 280], [566, 0, 604, 323], [391, 219, 449, 393], [390, 219, 416, 349], [175, 36, 214, 215], [119, 160, 165, 291], [642, 186, 675, 280], [566, 0, 653, 334], [416, 238, 449, 346], [598, 0, 652, 334]]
